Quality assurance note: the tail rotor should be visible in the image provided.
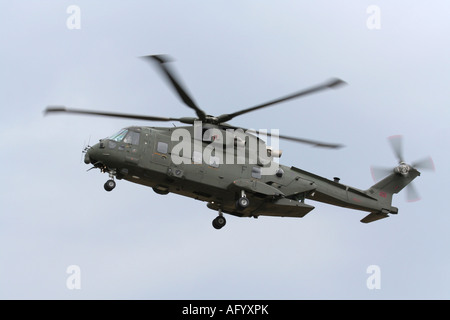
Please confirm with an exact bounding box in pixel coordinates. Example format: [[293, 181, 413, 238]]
[[370, 135, 435, 202]]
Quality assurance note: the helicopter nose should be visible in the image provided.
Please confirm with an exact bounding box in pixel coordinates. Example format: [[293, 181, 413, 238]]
[[84, 142, 101, 165], [84, 141, 108, 166], [84, 150, 91, 164]]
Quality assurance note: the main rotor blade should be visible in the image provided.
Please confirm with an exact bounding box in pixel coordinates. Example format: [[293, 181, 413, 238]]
[[216, 78, 346, 123], [44, 106, 190, 123], [141, 55, 207, 121], [223, 124, 344, 149], [388, 135, 404, 163]]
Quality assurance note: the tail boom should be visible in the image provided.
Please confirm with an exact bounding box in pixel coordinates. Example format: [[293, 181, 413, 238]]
[[296, 166, 420, 223]]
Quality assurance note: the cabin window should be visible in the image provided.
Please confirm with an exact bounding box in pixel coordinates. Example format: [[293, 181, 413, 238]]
[[252, 166, 261, 179], [157, 141, 168, 154], [123, 131, 140, 145]]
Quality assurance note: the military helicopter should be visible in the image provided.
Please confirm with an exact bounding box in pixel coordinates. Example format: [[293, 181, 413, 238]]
[[44, 55, 434, 229]]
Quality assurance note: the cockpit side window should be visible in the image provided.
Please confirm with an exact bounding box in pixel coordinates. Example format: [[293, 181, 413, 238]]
[[109, 129, 128, 142], [123, 131, 140, 145]]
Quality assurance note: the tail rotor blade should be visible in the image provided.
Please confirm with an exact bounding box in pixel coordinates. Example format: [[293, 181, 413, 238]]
[[370, 166, 393, 182], [406, 182, 421, 202], [388, 135, 404, 163], [412, 156, 435, 171]]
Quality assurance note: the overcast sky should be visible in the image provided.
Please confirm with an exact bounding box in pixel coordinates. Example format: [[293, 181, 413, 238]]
[[1, 1, 449, 299]]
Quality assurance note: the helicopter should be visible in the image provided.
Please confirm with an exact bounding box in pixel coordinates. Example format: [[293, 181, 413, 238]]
[[44, 55, 434, 229]]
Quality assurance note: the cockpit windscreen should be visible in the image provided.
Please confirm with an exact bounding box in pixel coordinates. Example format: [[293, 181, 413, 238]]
[[108, 128, 140, 145]]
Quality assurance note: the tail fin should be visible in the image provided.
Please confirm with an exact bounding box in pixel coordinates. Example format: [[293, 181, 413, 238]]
[[361, 168, 421, 223]]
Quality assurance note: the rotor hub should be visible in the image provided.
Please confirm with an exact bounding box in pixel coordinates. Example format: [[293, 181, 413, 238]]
[[394, 162, 410, 176]]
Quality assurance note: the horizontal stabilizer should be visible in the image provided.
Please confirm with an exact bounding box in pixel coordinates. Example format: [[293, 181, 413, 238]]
[[361, 212, 389, 223]]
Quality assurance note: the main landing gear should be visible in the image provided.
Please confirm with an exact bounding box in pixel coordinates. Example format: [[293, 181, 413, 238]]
[[212, 208, 226, 230], [236, 190, 249, 210], [212, 191, 250, 230]]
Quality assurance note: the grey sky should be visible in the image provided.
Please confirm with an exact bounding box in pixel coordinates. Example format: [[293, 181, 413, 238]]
[[0, 1, 449, 299]]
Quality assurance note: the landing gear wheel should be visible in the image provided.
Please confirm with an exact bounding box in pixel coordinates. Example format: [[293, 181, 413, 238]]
[[236, 196, 250, 210], [212, 216, 226, 230], [104, 179, 116, 192]]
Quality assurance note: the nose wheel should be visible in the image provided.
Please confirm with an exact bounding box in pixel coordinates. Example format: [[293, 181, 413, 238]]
[[104, 179, 116, 192], [212, 208, 226, 230], [104, 171, 117, 192]]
